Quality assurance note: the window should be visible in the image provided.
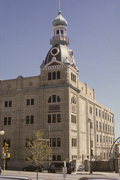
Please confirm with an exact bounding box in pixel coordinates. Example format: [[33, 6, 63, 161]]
[[31, 99, 34, 105], [51, 138, 61, 147], [57, 71, 60, 79], [102, 111, 104, 119], [4, 117, 11, 125], [48, 97, 51, 103], [57, 114, 61, 123], [48, 114, 61, 123], [52, 114, 56, 123], [26, 99, 34, 106], [97, 134, 99, 143], [72, 138, 77, 147], [48, 72, 51, 80], [57, 138, 61, 147], [53, 71, 56, 80], [61, 30, 63, 35], [52, 155, 61, 161], [52, 138, 56, 147], [26, 115, 34, 124], [48, 95, 61, 103], [48, 114, 51, 123], [89, 107, 92, 114], [52, 155, 56, 161], [71, 114, 77, 124], [71, 73, 76, 82], [4, 101, 12, 107], [53, 95, 56, 102], [96, 108, 98, 116], [57, 155, 61, 161], [56, 30, 59, 34], [99, 122, 101, 131], [48, 71, 61, 80], [96, 121, 98, 130], [99, 110, 101, 117]]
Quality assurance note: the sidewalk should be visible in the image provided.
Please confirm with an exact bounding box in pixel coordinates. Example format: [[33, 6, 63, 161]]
[[73, 171, 120, 178]]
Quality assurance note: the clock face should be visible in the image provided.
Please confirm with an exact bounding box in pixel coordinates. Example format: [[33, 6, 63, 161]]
[[50, 47, 59, 56]]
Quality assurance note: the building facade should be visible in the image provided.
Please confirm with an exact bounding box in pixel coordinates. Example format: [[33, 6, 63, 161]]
[[0, 10, 115, 169]]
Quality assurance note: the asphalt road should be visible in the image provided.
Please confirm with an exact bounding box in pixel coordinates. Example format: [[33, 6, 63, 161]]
[[2, 170, 120, 180]]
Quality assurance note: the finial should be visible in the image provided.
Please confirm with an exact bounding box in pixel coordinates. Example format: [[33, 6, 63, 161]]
[[58, 0, 62, 14]]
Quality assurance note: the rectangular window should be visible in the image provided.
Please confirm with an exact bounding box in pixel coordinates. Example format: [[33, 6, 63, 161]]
[[52, 114, 56, 123], [31, 99, 34, 105], [57, 138, 61, 147], [72, 138, 77, 147], [4, 117, 11, 125], [89, 107, 92, 114], [57, 155, 61, 161], [96, 121, 98, 130], [8, 117, 11, 125], [71, 114, 76, 124], [52, 155, 56, 161], [26, 99, 30, 106], [4, 117, 7, 125], [31, 116, 34, 124], [4, 101, 12, 107], [26, 99, 34, 106], [5, 101, 8, 107], [26, 115, 34, 124], [52, 138, 56, 147], [48, 114, 51, 123], [9, 101, 12, 107], [57, 114, 61, 123], [26, 116, 29, 124]]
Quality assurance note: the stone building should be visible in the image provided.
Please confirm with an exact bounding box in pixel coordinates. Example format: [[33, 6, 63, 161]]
[[0, 10, 115, 169]]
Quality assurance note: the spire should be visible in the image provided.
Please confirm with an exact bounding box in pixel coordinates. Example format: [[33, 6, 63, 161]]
[[58, 0, 62, 15]]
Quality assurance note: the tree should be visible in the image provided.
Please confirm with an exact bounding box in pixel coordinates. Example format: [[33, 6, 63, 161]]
[[26, 130, 52, 180]]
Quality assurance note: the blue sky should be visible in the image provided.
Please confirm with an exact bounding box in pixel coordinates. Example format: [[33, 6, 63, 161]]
[[0, 0, 120, 138]]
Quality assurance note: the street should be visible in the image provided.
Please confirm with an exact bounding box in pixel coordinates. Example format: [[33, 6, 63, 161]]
[[2, 170, 120, 180]]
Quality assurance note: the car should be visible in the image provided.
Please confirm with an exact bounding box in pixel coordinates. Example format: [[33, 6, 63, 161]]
[[77, 164, 85, 171], [47, 162, 75, 174], [0, 175, 32, 180], [22, 165, 44, 172]]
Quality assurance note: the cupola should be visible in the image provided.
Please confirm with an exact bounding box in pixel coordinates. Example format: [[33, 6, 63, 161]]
[[50, 10, 69, 46]]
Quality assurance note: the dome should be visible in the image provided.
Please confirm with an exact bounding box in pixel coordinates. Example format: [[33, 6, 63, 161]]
[[52, 10, 68, 26], [44, 44, 76, 67]]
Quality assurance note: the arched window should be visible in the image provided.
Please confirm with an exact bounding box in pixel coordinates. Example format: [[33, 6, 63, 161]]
[[53, 71, 56, 80], [56, 30, 59, 35], [48, 95, 61, 103], [57, 96, 61, 102], [61, 30, 63, 35], [48, 97, 51, 103], [48, 72, 51, 80], [57, 71, 60, 79]]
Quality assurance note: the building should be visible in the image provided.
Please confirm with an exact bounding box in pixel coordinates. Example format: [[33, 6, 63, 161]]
[[0, 10, 115, 169]]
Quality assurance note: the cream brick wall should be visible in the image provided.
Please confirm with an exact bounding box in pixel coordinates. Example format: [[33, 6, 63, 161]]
[[0, 64, 115, 169]]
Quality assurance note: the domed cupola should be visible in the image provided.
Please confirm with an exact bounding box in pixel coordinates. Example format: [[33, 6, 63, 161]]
[[50, 10, 69, 46], [52, 10, 68, 26], [40, 10, 78, 71]]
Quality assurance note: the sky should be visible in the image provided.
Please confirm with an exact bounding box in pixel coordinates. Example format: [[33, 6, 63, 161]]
[[0, 0, 120, 138]]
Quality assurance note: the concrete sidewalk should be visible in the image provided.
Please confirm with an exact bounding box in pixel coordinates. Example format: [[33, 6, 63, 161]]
[[73, 171, 120, 178]]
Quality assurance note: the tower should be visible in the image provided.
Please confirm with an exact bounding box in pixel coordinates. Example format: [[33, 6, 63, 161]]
[[40, 10, 80, 162]]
